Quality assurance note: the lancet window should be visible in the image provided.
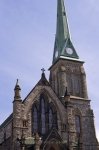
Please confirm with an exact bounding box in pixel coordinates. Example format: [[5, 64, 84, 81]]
[[41, 98, 46, 134], [33, 106, 38, 132], [32, 94, 57, 135], [75, 115, 81, 134], [67, 74, 82, 96]]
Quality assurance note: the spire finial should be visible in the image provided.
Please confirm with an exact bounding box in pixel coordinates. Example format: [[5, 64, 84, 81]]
[[14, 79, 21, 100], [16, 79, 18, 85], [41, 68, 45, 74], [41, 68, 46, 79]]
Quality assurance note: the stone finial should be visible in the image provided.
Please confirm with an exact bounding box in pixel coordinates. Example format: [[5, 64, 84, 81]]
[[37, 68, 50, 86], [41, 68, 46, 78], [14, 79, 21, 99], [41, 68, 45, 73]]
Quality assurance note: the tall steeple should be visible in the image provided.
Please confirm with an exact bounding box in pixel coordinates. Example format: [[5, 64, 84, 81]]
[[53, 0, 79, 64]]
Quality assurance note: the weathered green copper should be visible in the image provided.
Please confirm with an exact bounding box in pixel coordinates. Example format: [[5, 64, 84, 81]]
[[53, 0, 79, 64]]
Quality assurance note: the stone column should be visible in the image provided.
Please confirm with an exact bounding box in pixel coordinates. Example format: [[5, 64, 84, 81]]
[[34, 133, 42, 150], [81, 66, 88, 99], [65, 97, 76, 150]]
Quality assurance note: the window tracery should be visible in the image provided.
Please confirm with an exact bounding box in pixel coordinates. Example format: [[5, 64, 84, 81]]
[[32, 94, 57, 136]]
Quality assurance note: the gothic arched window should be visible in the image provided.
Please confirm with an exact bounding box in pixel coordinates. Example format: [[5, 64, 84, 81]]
[[41, 98, 46, 134], [72, 75, 80, 96], [66, 74, 73, 95], [75, 115, 81, 134], [32, 94, 57, 136], [33, 106, 38, 133]]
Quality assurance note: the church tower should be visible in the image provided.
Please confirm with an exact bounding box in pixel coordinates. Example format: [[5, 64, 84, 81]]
[[49, 0, 88, 99], [49, 0, 98, 149]]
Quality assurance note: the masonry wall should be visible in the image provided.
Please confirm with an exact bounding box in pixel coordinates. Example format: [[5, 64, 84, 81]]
[[0, 121, 12, 150]]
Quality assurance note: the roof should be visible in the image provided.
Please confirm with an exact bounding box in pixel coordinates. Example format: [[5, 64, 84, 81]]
[[0, 113, 13, 129]]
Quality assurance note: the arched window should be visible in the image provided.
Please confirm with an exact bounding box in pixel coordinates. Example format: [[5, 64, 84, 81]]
[[41, 98, 46, 134], [49, 108, 53, 129], [32, 94, 57, 136], [75, 115, 81, 134], [33, 107, 38, 133], [66, 74, 73, 94], [72, 75, 80, 96]]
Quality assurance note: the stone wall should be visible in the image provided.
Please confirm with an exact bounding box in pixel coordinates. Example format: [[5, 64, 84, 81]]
[[0, 121, 12, 150]]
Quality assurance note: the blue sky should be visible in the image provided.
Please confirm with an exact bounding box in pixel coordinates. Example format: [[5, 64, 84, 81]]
[[0, 0, 99, 140]]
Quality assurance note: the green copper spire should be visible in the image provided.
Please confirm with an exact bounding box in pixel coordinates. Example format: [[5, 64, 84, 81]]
[[53, 0, 79, 64]]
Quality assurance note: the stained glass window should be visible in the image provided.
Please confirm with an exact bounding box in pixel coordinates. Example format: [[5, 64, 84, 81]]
[[32, 95, 57, 135]]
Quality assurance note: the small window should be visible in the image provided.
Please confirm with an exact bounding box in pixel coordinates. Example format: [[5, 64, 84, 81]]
[[72, 75, 80, 95], [23, 120, 28, 127], [75, 115, 81, 133]]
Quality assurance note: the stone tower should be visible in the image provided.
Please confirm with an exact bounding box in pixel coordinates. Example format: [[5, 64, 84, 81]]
[[49, 0, 98, 149], [50, 0, 88, 99]]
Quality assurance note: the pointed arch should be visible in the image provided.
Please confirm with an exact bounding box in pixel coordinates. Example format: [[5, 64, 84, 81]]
[[73, 108, 82, 135], [41, 97, 46, 134], [32, 92, 58, 136], [32, 105, 38, 133]]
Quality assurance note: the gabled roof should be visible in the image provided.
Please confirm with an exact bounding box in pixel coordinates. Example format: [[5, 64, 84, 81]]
[[0, 113, 13, 129], [23, 72, 50, 102]]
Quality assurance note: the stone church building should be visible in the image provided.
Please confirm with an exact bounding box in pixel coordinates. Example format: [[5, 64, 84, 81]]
[[0, 0, 98, 149]]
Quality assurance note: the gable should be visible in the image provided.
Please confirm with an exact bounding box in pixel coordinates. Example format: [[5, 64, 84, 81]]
[[23, 85, 66, 123]]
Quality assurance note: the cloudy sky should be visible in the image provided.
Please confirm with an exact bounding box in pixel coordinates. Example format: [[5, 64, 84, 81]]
[[0, 0, 99, 140]]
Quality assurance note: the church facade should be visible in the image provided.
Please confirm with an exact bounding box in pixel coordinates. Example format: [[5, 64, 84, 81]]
[[0, 0, 98, 150]]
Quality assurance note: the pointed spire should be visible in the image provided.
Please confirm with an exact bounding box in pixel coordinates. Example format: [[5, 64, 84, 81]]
[[53, 0, 79, 64], [56, 0, 70, 43], [14, 79, 21, 100]]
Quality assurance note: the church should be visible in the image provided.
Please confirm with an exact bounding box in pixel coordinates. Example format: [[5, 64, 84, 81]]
[[0, 0, 98, 150]]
